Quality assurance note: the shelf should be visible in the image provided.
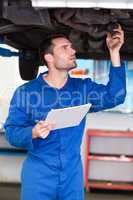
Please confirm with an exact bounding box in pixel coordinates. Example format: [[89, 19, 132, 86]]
[[88, 180, 133, 191], [87, 129, 133, 137], [84, 129, 133, 191], [88, 155, 133, 162]]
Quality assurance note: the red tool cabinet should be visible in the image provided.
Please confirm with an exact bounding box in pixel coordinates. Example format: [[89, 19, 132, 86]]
[[84, 129, 133, 191]]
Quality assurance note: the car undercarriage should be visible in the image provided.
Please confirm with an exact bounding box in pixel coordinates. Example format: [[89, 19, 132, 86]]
[[0, 0, 133, 79]]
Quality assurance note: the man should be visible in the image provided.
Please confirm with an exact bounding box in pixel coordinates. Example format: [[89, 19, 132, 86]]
[[4, 25, 126, 200]]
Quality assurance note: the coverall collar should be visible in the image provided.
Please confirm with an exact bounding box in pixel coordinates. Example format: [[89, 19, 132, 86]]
[[37, 71, 71, 91]]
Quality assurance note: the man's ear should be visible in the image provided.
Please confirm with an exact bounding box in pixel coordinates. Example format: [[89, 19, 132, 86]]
[[44, 54, 53, 64]]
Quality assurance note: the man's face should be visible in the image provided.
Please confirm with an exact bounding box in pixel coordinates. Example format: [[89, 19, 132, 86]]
[[51, 37, 77, 71]]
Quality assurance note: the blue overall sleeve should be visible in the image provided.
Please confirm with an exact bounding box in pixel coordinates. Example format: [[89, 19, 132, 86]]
[[84, 62, 126, 112], [4, 87, 33, 150]]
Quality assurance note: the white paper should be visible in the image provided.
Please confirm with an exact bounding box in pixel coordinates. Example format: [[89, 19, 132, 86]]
[[46, 103, 91, 130]]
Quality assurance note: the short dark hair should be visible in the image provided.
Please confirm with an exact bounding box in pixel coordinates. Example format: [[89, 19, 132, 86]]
[[39, 33, 69, 66]]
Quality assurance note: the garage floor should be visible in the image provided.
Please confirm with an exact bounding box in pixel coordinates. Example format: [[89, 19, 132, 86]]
[[0, 184, 133, 200]]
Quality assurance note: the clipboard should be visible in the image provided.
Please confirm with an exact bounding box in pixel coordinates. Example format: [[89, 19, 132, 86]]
[[46, 103, 91, 130]]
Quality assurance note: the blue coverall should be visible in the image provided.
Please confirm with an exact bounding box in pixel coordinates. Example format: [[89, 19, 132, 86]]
[[4, 63, 126, 200]]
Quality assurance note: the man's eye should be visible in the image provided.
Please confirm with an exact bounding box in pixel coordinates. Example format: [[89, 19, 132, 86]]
[[63, 47, 68, 51]]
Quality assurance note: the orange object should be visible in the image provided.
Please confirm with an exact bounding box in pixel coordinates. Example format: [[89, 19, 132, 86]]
[[71, 69, 89, 76]]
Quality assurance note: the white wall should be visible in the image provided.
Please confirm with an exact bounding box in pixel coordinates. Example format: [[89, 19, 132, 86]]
[[0, 45, 25, 126]]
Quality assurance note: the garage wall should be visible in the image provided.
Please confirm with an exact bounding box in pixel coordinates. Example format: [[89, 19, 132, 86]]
[[0, 45, 25, 125]]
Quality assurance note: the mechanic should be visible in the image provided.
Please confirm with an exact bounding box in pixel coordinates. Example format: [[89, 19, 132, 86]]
[[4, 25, 126, 200]]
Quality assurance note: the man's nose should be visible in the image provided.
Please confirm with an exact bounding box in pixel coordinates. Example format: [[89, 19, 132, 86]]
[[71, 47, 76, 55]]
